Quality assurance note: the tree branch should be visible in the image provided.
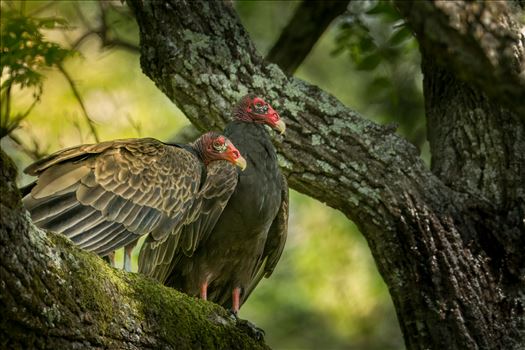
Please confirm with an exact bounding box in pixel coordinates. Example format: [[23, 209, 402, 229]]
[[265, 0, 349, 74], [58, 64, 100, 143], [71, 0, 140, 54], [128, 1, 524, 348], [128, 0, 449, 231], [394, 0, 525, 118], [5, 133, 49, 161], [0, 149, 269, 349]]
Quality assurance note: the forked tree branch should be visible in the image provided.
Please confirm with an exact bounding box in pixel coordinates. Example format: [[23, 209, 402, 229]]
[[128, 1, 524, 348]]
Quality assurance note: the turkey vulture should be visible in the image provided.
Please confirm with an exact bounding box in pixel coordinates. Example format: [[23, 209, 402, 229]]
[[139, 94, 289, 314], [22, 132, 246, 271]]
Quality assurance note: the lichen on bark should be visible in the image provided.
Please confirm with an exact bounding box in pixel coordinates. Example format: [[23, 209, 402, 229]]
[[128, 1, 525, 349]]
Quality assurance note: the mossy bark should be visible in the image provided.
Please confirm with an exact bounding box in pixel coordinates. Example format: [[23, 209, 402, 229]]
[[0, 150, 269, 349], [128, 1, 524, 349]]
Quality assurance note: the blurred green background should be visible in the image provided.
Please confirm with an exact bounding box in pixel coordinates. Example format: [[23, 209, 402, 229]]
[[2, 1, 429, 349]]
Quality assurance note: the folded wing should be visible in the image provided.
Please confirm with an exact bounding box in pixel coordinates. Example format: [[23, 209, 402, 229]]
[[138, 161, 239, 282], [242, 174, 289, 303]]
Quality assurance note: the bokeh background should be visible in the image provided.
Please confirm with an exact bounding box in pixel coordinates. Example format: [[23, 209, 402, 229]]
[[1, 1, 428, 349]]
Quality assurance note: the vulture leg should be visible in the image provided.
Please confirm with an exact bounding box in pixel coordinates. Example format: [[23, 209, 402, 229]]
[[123, 240, 137, 272], [103, 252, 115, 267], [200, 282, 208, 300], [231, 287, 241, 315], [229, 287, 264, 340]]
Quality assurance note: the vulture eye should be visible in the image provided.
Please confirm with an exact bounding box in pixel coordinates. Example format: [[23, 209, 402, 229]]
[[253, 102, 268, 114], [212, 140, 227, 153]]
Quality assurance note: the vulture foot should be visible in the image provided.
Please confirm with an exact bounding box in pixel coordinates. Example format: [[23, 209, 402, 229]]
[[103, 252, 115, 268], [230, 312, 265, 341]]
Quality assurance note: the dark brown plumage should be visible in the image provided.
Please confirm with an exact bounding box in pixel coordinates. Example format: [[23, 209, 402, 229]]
[[22, 132, 246, 271], [139, 95, 289, 313]]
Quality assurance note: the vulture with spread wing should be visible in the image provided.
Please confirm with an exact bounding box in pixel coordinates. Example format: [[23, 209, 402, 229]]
[[22, 132, 246, 271], [139, 95, 289, 314]]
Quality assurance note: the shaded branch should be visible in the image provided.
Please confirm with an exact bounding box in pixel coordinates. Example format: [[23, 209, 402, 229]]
[[128, 1, 524, 348], [128, 0, 448, 225], [0, 149, 269, 349], [394, 0, 525, 118], [57, 64, 100, 143], [0, 81, 39, 138], [71, 0, 140, 54], [5, 133, 49, 161], [0, 82, 13, 137], [265, 0, 349, 74]]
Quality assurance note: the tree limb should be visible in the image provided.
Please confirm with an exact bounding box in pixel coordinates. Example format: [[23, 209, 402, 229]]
[[128, 1, 524, 348], [128, 0, 449, 233], [71, 0, 140, 54], [57, 64, 100, 143], [394, 0, 525, 118], [265, 0, 349, 74], [0, 149, 269, 349]]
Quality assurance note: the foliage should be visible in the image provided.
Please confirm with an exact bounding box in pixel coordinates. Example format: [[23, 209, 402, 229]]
[[0, 6, 74, 137], [332, 0, 426, 149]]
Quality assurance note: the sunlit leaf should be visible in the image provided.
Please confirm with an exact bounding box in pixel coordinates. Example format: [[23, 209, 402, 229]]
[[0, 9, 75, 135]]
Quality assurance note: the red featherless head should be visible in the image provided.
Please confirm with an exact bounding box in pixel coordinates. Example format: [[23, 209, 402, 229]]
[[194, 132, 246, 170], [233, 94, 285, 134]]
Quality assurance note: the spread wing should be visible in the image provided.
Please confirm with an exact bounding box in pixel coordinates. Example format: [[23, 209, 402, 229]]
[[243, 174, 289, 302], [138, 161, 239, 282], [23, 138, 202, 256]]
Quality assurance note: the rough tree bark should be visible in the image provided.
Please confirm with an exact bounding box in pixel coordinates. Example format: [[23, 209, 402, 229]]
[[394, 1, 525, 119], [127, 1, 525, 349], [1, 0, 524, 349], [0, 151, 269, 348]]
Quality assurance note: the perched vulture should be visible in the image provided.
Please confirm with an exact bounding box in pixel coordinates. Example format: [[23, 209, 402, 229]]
[[139, 94, 289, 314], [22, 132, 246, 271]]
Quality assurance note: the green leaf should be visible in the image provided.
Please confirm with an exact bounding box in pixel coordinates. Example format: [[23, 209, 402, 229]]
[[366, 76, 392, 98], [0, 9, 74, 90], [359, 36, 377, 53], [388, 26, 412, 46], [365, 1, 402, 22], [356, 53, 382, 71]]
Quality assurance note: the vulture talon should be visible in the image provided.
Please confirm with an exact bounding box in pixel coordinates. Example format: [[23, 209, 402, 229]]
[[235, 317, 266, 341], [228, 310, 238, 320]]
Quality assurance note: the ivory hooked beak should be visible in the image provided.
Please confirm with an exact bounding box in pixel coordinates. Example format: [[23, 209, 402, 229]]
[[235, 156, 247, 171], [274, 120, 286, 135]]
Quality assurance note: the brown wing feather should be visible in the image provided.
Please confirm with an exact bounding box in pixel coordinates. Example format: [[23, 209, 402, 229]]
[[23, 138, 202, 256], [244, 174, 289, 301], [138, 161, 238, 282]]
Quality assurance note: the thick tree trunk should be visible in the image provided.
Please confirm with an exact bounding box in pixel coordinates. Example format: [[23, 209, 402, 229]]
[[128, 1, 525, 349], [0, 151, 269, 349], [394, 1, 525, 119]]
